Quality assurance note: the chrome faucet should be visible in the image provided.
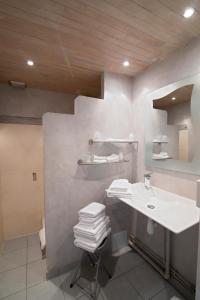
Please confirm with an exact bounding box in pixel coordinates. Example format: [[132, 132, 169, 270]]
[[144, 172, 152, 189]]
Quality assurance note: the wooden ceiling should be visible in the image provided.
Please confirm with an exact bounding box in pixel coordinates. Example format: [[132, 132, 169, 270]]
[[0, 0, 200, 97], [153, 84, 194, 110]]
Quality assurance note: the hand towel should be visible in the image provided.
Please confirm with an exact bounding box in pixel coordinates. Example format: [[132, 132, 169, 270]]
[[93, 159, 107, 163], [78, 216, 106, 229], [74, 218, 110, 243], [79, 211, 105, 223], [79, 202, 105, 218], [74, 216, 110, 237], [93, 154, 119, 163], [106, 184, 132, 199], [109, 179, 129, 192], [74, 227, 111, 253]]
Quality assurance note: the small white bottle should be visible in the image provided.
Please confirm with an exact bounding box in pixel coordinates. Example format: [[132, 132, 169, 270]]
[[144, 173, 151, 189]]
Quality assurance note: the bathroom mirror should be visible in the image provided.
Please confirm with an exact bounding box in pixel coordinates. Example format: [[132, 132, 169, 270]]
[[145, 73, 200, 175]]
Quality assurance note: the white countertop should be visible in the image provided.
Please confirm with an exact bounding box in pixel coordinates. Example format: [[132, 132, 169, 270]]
[[118, 182, 200, 234]]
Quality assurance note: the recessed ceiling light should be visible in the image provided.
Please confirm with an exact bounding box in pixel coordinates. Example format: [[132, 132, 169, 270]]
[[183, 7, 195, 18], [172, 97, 176, 100], [123, 60, 130, 67], [27, 60, 34, 66]]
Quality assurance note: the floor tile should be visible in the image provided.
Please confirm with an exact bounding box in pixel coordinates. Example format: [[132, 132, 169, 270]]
[[1, 237, 27, 254], [59, 270, 87, 300], [0, 266, 26, 299], [101, 276, 143, 300], [115, 251, 144, 274], [103, 251, 143, 279], [78, 292, 103, 300], [2, 290, 26, 300], [28, 233, 40, 247], [28, 244, 42, 263], [42, 259, 47, 277], [150, 284, 186, 300], [27, 276, 65, 300], [0, 248, 27, 273], [126, 262, 166, 300], [27, 259, 46, 288]]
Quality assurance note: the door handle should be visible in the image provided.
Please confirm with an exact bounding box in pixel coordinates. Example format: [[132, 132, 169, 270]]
[[32, 172, 37, 181]]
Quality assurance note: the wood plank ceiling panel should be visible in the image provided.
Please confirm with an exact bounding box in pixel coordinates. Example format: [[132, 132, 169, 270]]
[[0, 0, 199, 97]]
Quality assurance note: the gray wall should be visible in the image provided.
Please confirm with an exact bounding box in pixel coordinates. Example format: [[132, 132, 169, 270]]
[[0, 84, 75, 124], [43, 73, 136, 277], [132, 37, 200, 289]]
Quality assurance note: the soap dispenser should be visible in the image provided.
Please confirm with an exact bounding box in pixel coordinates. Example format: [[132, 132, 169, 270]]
[[144, 172, 152, 189]]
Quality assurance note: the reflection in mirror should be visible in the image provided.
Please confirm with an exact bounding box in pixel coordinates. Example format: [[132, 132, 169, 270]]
[[152, 85, 194, 162]]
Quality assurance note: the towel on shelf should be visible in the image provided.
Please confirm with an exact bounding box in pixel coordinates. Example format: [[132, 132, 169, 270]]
[[93, 159, 107, 163], [78, 215, 106, 230], [106, 154, 120, 162], [74, 216, 109, 236], [93, 155, 108, 160], [79, 212, 105, 224], [79, 202, 105, 219], [74, 217, 110, 242], [106, 179, 132, 199], [93, 153, 120, 163], [152, 152, 169, 160], [106, 189, 132, 199], [74, 227, 111, 253], [109, 179, 129, 192], [74, 202, 111, 253]]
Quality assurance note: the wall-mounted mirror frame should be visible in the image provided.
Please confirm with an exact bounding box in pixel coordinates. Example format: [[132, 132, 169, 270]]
[[145, 73, 200, 175]]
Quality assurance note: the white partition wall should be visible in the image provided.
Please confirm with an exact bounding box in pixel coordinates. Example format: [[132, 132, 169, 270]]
[[43, 73, 136, 277]]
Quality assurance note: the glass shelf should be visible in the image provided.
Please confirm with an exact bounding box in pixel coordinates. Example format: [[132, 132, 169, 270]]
[[152, 141, 168, 144], [89, 139, 138, 144], [78, 159, 129, 165]]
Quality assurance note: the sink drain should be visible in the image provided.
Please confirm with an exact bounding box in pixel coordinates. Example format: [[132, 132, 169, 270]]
[[147, 204, 156, 209]]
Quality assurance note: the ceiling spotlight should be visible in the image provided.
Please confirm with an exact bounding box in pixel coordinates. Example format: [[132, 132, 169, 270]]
[[27, 60, 34, 66], [172, 97, 176, 100], [123, 60, 130, 67], [183, 7, 195, 18]]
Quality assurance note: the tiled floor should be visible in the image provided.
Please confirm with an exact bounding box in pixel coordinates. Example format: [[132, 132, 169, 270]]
[[0, 235, 186, 300]]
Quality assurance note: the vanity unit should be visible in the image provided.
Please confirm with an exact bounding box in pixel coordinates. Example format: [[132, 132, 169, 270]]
[[110, 182, 199, 298]]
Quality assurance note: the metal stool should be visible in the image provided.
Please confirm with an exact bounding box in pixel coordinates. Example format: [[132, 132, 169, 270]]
[[70, 237, 112, 299]]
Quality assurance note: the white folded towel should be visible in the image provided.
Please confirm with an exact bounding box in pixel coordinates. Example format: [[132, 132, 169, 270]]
[[106, 182, 132, 199], [78, 216, 106, 230], [109, 179, 129, 192], [79, 212, 105, 223], [79, 202, 105, 219], [74, 227, 111, 253], [93, 159, 107, 163], [74, 218, 110, 242], [93, 154, 119, 163], [106, 154, 119, 162], [152, 152, 169, 160], [74, 216, 109, 237]]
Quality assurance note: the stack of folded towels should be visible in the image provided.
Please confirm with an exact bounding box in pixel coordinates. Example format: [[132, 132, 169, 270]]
[[152, 152, 169, 160], [74, 202, 111, 253], [93, 153, 120, 163], [106, 179, 132, 199]]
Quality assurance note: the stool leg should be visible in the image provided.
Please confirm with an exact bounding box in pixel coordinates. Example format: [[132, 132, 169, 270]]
[[87, 252, 95, 267], [70, 253, 84, 288], [102, 262, 112, 279], [92, 253, 101, 299]]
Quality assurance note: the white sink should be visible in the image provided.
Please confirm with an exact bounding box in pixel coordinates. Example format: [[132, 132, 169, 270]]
[[118, 182, 200, 234], [146, 196, 179, 211]]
